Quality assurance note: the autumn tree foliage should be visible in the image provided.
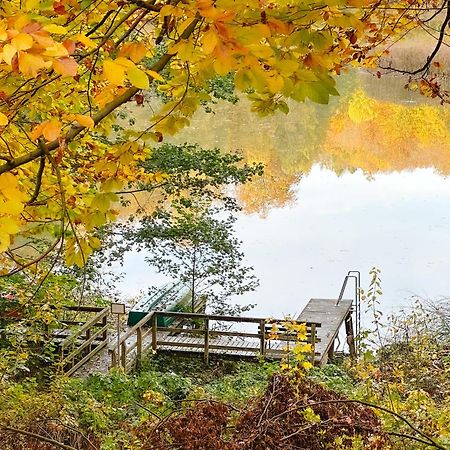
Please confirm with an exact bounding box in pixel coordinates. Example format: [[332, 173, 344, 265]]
[[0, 0, 446, 273]]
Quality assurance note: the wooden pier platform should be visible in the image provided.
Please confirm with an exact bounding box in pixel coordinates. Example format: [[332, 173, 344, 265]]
[[297, 298, 354, 365]]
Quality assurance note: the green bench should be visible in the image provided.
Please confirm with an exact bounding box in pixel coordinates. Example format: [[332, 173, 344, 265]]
[[128, 283, 202, 327]]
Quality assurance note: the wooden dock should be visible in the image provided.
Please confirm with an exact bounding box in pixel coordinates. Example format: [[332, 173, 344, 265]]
[[108, 311, 321, 373], [56, 298, 356, 376]]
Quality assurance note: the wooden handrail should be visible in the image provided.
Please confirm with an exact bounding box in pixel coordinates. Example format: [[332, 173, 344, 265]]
[[109, 310, 321, 373], [152, 310, 321, 326], [108, 310, 155, 351], [62, 305, 105, 312], [61, 307, 109, 349]]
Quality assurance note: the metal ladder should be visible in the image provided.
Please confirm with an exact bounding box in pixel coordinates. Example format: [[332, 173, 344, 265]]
[[336, 270, 361, 354]]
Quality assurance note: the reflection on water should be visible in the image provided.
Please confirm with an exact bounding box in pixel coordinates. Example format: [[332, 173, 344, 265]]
[[118, 70, 450, 319]]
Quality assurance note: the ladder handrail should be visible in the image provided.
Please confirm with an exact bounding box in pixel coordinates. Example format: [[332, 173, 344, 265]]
[[336, 270, 361, 354]]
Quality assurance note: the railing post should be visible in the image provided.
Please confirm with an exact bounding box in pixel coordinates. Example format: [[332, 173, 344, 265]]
[[204, 318, 210, 364], [120, 341, 126, 369], [310, 323, 316, 364], [345, 314, 356, 359], [110, 348, 117, 368], [151, 313, 157, 352], [59, 344, 65, 375], [136, 327, 143, 369], [259, 319, 266, 356], [85, 328, 92, 356], [102, 314, 108, 341]]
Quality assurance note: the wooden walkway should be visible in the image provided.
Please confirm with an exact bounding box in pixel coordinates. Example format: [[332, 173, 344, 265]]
[[56, 298, 356, 376]]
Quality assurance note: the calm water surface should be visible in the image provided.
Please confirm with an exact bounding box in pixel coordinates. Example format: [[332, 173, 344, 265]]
[[115, 71, 450, 321]]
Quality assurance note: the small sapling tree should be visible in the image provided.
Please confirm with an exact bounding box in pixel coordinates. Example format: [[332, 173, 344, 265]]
[[134, 200, 258, 315]]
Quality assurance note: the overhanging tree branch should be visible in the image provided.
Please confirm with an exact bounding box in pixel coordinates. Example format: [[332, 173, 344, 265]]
[[379, 0, 450, 75], [0, 15, 201, 176]]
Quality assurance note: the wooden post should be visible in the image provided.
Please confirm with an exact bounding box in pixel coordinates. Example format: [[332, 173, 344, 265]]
[[110, 348, 117, 368], [204, 318, 210, 364], [310, 323, 316, 364], [102, 314, 108, 341], [151, 313, 157, 352], [259, 319, 266, 356], [85, 328, 92, 356], [136, 327, 143, 369], [327, 340, 335, 361], [59, 344, 65, 374], [345, 314, 356, 359], [120, 341, 126, 368]]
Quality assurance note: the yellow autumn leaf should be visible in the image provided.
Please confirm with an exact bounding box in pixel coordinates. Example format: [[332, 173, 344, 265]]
[[53, 57, 78, 77], [0, 173, 26, 200], [24, 0, 40, 10], [41, 120, 61, 141], [127, 66, 149, 90], [0, 112, 8, 126], [67, 114, 95, 128], [42, 42, 69, 57], [65, 236, 92, 267], [103, 59, 126, 85], [119, 42, 148, 63], [76, 33, 96, 48], [43, 24, 67, 34], [2, 44, 16, 65], [0, 216, 20, 235], [11, 33, 33, 51], [266, 73, 284, 93], [213, 56, 235, 76], [0, 199, 24, 215], [147, 70, 164, 82], [0, 231, 10, 252], [202, 29, 219, 55], [18, 52, 48, 77], [89, 236, 101, 250]]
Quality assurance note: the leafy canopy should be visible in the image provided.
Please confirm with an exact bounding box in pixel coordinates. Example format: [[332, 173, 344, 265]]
[[0, 0, 434, 272]]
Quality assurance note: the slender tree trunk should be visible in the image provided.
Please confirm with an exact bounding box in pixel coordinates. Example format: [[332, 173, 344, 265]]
[[191, 250, 196, 313]]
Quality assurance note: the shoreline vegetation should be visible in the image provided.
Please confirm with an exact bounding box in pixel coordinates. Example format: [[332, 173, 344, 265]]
[[1, 294, 449, 450]]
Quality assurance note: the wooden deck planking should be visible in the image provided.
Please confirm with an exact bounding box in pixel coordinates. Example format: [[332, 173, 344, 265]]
[[297, 298, 353, 365]]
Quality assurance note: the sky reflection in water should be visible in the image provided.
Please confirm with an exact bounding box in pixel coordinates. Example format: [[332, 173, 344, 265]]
[[117, 165, 450, 320]]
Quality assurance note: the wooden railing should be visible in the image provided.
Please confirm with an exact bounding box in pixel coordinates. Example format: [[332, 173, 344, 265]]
[[57, 306, 109, 376], [109, 311, 321, 373]]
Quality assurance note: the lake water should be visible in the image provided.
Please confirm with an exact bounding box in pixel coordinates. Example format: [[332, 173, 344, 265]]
[[115, 70, 450, 324]]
